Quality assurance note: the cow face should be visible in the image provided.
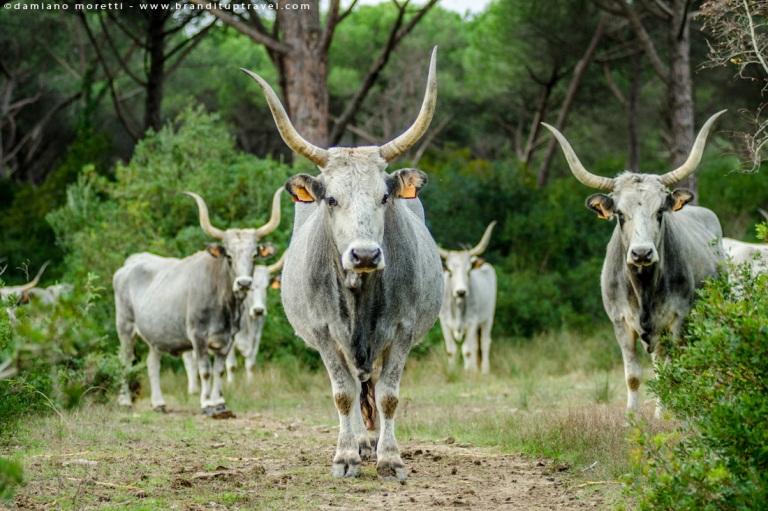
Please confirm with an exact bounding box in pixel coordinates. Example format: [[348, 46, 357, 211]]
[[285, 150, 427, 273], [586, 174, 694, 268], [208, 230, 265, 294], [442, 252, 484, 299], [248, 266, 271, 318]]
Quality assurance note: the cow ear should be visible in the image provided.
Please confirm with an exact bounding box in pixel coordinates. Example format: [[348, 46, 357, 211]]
[[207, 243, 226, 258], [471, 256, 485, 270], [285, 174, 324, 203], [586, 194, 614, 220], [669, 188, 694, 212], [389, 168, 427, 199], [270, 276, 281, 290], [257, 244, 276, 258]]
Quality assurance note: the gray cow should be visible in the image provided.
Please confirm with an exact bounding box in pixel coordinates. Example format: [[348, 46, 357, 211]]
[[0, 261, 49, 303], [242, 47, 443, 480], [544, 111, 726, 417], [114, 190, 282, 415], [438, 221, 497, 374], [722, 237, 768, 275], [225, 253, 285, 383]]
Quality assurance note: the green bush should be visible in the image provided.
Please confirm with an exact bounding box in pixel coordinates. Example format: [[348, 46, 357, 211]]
[[626, 261, 768, 510], [47, 106, 318, 368]]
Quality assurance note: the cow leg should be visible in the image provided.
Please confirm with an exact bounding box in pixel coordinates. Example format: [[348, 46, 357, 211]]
[[462, 322, 479, 372], [182, 351, 199, 395], [246, 324, 264, 382], [146, 344, 166, 411], [209, 353, 227, 407], [375, 343, 409, 481], [318, 346, 361, 478], [225, 346, 237, 384], [351, 388, 374, 461], [479, 322, 493, 375], [615, 322, 641, 414], [116, 316, 135, 407], [439, 319, 459, 367], [193, 343, 214, 411]]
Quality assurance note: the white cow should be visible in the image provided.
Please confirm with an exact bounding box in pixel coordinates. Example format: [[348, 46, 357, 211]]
[[722, 237, 768, 275], [438, 221, 497, 373]]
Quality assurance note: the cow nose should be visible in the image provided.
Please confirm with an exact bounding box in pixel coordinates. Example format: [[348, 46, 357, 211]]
[[350, 247, 382, 268], [235, 276, 252, 290], [455, 289, 467, 298], [250, 306, 265, 317], [630, 247, 654, 264]]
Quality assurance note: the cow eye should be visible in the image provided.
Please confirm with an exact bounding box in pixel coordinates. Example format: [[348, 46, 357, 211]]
[[616, 211, 625, 225], [327, 196, 338, 207], [656, 210, 664, 222], [381, 193, 390, 205]]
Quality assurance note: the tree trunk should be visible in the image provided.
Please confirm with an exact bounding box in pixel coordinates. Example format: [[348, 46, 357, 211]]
[[537, 17, 606, 187], [144, 13, 167, 133], [277, 1, 329, 147], [627, 55, 641, 172], [667, 0, 696, 195]]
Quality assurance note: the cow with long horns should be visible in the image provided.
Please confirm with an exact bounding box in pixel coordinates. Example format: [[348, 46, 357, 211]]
[[0, 261, 50, 303], [438, 221, 498, 373], [543, 111, 726, 417], [113, 189, 282, 416], [242, 48, 443, 480]]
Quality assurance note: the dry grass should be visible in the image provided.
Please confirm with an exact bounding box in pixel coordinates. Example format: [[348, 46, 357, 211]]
[[1, 328, 668, 509]]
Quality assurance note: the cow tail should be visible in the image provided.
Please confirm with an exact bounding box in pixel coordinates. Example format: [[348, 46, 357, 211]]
[[360, 380, 377, 431]]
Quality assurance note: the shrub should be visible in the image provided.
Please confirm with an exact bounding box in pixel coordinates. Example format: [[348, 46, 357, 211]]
[[626, 259, 768, 509]]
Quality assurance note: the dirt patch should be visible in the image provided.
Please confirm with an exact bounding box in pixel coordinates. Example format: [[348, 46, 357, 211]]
[[5, 408, 607, 510]]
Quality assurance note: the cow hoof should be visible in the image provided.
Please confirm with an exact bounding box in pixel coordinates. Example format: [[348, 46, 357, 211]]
[[152, 405, 167, 413], [209, 403, 236, 419], [331, 459, 361, 478], [377, 458, 407, 481]]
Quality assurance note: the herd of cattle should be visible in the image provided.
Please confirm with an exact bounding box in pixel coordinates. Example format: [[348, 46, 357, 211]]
[[3, 47, 768, 479]]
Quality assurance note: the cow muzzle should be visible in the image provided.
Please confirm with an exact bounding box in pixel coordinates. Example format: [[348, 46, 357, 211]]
[[342, 242, 385, 272], [233, 276, 253, 292], [249, 306, 265, 318], [627, 244, 658, 267], [453, 288, 468, 299]]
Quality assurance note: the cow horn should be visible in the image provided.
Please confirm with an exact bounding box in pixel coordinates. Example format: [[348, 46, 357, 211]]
[[379, 47, 438, 162], [438, 246, 450, 259], [759, 207, 768, 221], [184, 192, 225, 240], [254, 187, 283, 238], [267, 252, 286, 274], [541, 123, 615, 191], [241, 68, 329, 168], [659, 110, 727, 187], [469, 221, 497, 257], [19, 261, 50, 293]]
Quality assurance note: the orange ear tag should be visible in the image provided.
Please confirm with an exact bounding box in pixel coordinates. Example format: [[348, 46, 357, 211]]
[[399, 183, 417, 199], [294, 187, 315, 203]]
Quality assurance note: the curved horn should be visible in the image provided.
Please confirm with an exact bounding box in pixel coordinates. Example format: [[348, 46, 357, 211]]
[[267, 252, 286, 274], [438, 246, 450, 259], [19, 261, 50, 293], [541, 123, 615, 191], [759, 207, 768, 221], [659, 110, 727, 187], [254, 187, 283, 238], [379, 47, 438, 162], [184, 192, 225, 240], [241, 68, 329, 167], [469, 221, 497, 257]]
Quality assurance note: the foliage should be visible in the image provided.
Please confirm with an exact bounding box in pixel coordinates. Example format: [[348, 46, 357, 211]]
[[47, 106, 316, 367], [0, 457, 22, 502], [626, 261, 768, 510]]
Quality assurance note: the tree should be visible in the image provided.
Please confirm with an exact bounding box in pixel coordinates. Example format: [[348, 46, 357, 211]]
[[189, 0, 437, 147], [700, 0, 768, 169], [78, 10, 214, 139], [596, 0, 700, 193]]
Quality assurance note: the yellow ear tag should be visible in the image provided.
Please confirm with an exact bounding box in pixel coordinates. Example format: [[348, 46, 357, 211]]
[[399, 183, 417, 199], [293, 186, 315, 203]]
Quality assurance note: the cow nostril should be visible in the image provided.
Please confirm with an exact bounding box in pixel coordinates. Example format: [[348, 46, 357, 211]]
[[631, 248, 653, 261], [455, 289, 467, 297], [351, 248, 382, 267], [236, 277, 253, 289], [251, 307, 265, 316]]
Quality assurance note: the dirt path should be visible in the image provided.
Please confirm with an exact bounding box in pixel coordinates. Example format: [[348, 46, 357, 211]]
[[6, 406, 607, 510]]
